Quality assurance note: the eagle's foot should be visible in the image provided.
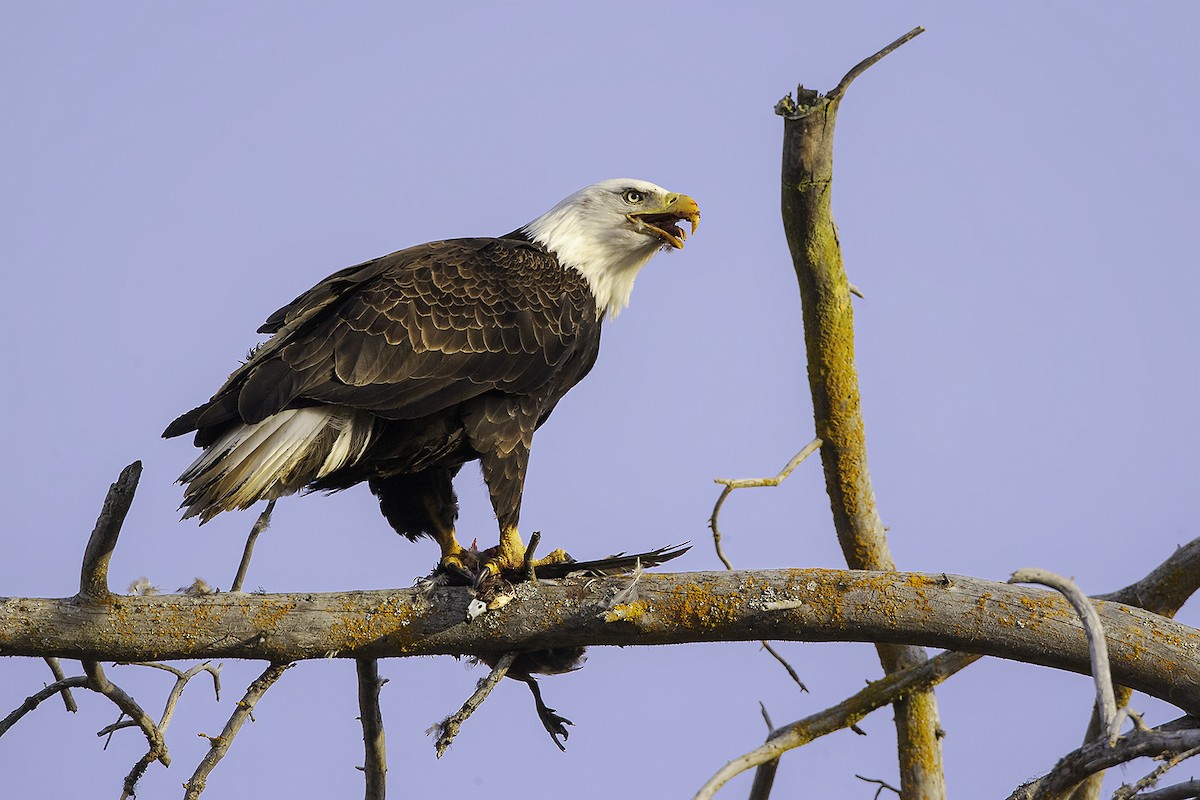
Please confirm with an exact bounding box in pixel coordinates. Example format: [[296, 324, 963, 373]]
[[473, 547, 574, 587], [437, 542, 478, 586]]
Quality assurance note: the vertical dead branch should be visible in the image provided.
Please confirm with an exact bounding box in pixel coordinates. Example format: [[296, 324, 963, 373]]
[[775, 27, 940, 800], [230, 499, 275, 593], [79, 461, 142, 599], [357, 659, 388, 800]]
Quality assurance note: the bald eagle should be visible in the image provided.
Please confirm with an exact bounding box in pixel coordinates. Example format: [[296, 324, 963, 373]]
[[164, 179, 699, 584]]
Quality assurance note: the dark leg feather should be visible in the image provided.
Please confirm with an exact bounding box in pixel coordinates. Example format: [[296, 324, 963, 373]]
[[369, 468, 460, 542]]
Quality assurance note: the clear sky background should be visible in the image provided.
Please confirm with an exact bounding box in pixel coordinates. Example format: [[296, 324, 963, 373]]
[[2, 3, 1198, 798]]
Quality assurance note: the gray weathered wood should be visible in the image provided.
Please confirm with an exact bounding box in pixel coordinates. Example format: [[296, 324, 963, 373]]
[[3, 569, 1198, 714]]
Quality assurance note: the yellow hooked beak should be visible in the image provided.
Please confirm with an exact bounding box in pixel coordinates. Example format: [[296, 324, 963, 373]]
[[628, 193, 700, 249]]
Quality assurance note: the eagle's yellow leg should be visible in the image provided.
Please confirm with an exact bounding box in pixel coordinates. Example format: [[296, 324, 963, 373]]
[[424, 498, 470, 576], [438, 533, 470, 574], [478, 525, 571, 579]]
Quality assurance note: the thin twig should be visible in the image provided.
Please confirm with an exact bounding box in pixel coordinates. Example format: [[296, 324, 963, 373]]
[[0, 676, 90, 736], [748, 703, 781, 800], [43, 657, 78, 713], [97, 662, 222, 740], [356, 659, 388, 800], [1113, 747, 1200, 799], [709, 437, 823, 565], [856, 775, 901, 799], [79, 461, 142, 598], [82, 660, 169, 799], [1010, 568, 1118, 743], [759, 643, 807, 693], [430, 652, 517, 758], [828, 26, 926, 101], [184, 662, 292, 800], [231, 498, 275, 593], [709, 439, 820, 690]]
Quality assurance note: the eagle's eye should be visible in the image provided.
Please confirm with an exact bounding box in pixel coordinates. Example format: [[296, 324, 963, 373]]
[[622, 189, 645, 204]]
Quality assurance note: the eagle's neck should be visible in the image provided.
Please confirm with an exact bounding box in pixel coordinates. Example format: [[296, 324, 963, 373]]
[[519, 207, 659, 320]]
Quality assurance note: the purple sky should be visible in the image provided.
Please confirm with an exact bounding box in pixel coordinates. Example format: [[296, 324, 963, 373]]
[[3, 3, 1198, 797]]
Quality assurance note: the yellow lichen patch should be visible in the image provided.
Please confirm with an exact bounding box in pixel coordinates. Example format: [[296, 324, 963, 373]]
[[1017, 593, 1059, 612], [604, 601, 648, 623], [658, 583, 743, 630], [106, 597, 233, 654], [905, 574, 940, 589], [332, 595, 418, 652], [249, 597, 298, 631]]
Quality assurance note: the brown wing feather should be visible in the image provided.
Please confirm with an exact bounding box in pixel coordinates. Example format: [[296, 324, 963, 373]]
[[164, 236, 598, 440]]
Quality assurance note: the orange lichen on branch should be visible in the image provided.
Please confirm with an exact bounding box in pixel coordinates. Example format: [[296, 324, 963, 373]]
[[603, 600, 649, 624], [333, 594, 418, 652]]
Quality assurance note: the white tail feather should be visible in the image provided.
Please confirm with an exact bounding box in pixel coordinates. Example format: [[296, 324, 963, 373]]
[[179, 407, 373, 521]]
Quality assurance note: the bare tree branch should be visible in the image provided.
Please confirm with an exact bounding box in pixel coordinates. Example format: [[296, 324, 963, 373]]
[[1133, 779, 1200, 800], [709, 437, 823, 570], [183, 661, 292, 800], [1007, 728, 1200, 800], [82, 660, 169, 798], [708, 532, 1200, 799], [429, 652, 516, 758], [694, 649, 980, 799], [1070, 537, 1200, 800], [1099, 538, 1200, 615], [855, 774, 901, 799], [828, 27, 926, 102], [1113, 748, 1200, 800], [747, 703, 781, 800], [43, 657, 78, 713], [97, 662, 223, 739], [777, 28, 940, 799], [4, 568, 1199, 715], [709, 439, 820, 692], [0, 676, 90, 736], [78, 461, 141, 599], [1010, 568, 1119, 743], [356, 658, 387, 800], [231, 499, 275, 594]]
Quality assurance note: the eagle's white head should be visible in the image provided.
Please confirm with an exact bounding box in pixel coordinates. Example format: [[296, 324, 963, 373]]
[[523, 178, 700, 319]]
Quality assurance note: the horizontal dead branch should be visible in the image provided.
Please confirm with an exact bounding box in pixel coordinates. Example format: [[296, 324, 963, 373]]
[[2, 569, 1198, 714]]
